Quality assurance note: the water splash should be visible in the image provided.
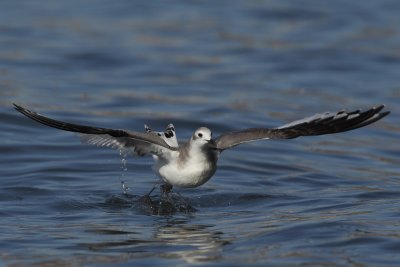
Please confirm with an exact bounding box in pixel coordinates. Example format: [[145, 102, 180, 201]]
[[119, 150, 130, 194]]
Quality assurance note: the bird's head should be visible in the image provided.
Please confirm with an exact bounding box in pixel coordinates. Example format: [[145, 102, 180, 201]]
[[191, 127, 216, 147]]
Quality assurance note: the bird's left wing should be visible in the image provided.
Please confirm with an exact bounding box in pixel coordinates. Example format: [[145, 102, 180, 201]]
[[14, 104, 178, 157], [214, 105, 389, 151]]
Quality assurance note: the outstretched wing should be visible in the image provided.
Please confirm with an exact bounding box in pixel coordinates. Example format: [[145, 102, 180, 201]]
[[214, 105, 390, 151], [14, 104, 178, 157]]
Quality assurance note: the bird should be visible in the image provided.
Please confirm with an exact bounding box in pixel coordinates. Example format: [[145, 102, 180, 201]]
[[14, 103, 389, 192]]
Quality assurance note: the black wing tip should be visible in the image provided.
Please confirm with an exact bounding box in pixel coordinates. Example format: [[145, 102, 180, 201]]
[[346, 104, 388, 117], [372, 110, 390, 124], [13, 103, 24, 111], [13, 103, 37, 117], [13, 103, 27, 109], [372, 104, 385, 113], [13, 103, 38, 115], [333, 104, 389, 130], [349, 104, 386, 115], [372, 104, 390, 118]]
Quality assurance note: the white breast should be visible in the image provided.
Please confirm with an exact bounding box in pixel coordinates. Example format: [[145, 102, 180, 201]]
[[152, 146, 218, 188]]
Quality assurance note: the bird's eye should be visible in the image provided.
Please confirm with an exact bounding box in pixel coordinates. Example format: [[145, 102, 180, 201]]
[[197, 133, 203, 138]]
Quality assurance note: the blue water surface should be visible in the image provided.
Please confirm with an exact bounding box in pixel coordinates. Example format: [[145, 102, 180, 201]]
[[1, 1, 399, 266]]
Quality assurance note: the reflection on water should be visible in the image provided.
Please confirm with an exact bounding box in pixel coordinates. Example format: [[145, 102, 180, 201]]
[[154, 220, 229, 263], [82, 218, 229, 264]]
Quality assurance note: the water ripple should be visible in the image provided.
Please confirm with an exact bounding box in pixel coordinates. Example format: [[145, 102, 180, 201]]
[[1, 0, 399, 266]]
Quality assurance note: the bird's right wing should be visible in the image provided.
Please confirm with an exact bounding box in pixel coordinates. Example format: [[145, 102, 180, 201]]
[[14, 104, 178, 157], [214, 105, 389, 151]]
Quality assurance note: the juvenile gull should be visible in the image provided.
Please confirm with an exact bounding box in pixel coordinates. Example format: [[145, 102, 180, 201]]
[[14, 104, 390, 190]]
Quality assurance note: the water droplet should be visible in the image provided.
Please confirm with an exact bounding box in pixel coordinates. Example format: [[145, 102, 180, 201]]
[[119, 149, 130, 194]]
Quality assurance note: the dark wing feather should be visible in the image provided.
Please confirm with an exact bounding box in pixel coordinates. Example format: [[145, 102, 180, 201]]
[[14, 104, 177, 157], [214, 105, 389, 151]]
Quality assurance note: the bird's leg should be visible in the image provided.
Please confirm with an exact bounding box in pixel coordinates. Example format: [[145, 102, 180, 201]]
[[138, 180, 163, 210], [146, 183, 158, 198], [160, 183, 173, 204], [140, 180, 172, 207], [144, 178, 165, 199], [161, 183, 173, 194]]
